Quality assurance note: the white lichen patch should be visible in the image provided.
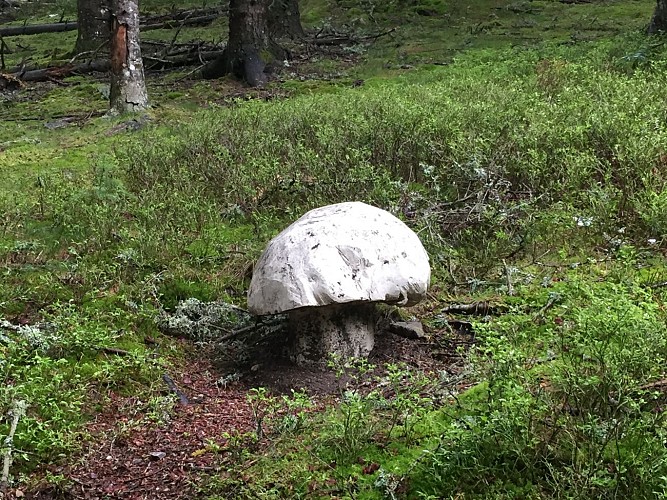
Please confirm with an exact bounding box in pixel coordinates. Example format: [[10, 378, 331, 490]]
[[156, 298, 253, 342]]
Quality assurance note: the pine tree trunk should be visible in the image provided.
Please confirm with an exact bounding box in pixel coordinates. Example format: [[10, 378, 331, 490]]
[[109, 0, 148, 114], [75, 0, 110, 54], [268, 0, 304, 39], [649, 0, 667, 34], [203, 0, 282, 87]]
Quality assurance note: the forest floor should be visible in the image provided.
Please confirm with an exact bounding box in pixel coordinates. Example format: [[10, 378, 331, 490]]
[[2, 0, 666, 499], [29, 328, 469, 499]]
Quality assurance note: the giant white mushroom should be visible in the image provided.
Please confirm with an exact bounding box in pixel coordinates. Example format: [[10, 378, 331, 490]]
[[247, 201, 430, 366]]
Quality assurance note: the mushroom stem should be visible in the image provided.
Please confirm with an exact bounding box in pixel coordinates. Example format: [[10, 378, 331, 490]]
[[288, 303, 377, 366]]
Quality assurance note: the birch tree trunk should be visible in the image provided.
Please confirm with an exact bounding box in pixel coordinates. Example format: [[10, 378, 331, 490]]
[[109, 0, 148, 114], [75, 0, 110, 54]]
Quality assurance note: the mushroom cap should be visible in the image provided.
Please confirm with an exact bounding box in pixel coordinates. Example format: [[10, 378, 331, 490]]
[[248, 202, 430, 316]]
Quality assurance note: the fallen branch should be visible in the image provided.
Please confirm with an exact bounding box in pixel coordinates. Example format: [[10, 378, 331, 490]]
[[503, 259, 515, 296], [310, 36, 354, 46], [162, 374, 189, 405], [309, 28, 396, 46], [0, 36, 10, 70], [444, 319, 475, 336], [640, 378, 667, 391], [358, 27, 397, 42], [144, 49, 224, 70], [217, 318, 285, 343], [141, 14, 221, 32], [1, 400, 27, 494], [532, 293, 562, 324], [0, 111, 105, 122], [5, 50, 225, 82], [441, 302, 501, 316], [100, 346, 130, 356]]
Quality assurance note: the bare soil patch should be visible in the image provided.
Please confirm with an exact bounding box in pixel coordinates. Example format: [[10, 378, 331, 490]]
[[24, 324, 468, 499]]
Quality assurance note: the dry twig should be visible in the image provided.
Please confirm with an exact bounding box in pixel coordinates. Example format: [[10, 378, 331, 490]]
[[1, 400, 27, 494]]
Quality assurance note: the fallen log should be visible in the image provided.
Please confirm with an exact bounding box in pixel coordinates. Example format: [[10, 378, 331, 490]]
[[309, 28, 396, 46], [142, 14, 223, 32], [0, 9, 225, 37], [6, 50, 224, 81], [141, 6, 226, 23], [12, 59, 110, 81], [144, 49, 225, 69], [0, 20, 77, 37]]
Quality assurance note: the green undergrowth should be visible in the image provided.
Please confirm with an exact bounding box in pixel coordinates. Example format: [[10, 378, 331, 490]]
[[0, 298, 168, 472], [106, 34, 667, 282], [2, 1, 667, 496], [200, 266, 667, 499]]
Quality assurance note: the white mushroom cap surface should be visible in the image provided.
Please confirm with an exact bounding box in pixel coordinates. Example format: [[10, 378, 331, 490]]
[[248, 201, 430, 315]]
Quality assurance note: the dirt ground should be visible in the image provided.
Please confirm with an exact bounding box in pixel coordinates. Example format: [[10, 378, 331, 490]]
[[24, 323, 471, 500]]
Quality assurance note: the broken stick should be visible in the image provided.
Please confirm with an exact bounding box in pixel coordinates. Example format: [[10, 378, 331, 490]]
[[1, 400, 27, 494]]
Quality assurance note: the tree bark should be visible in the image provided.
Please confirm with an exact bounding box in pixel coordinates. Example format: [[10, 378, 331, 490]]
[[203, 0, 282, 87], [109, 0, 148, 114], [268, 0, 304, 39], [649, 0, 667, 34], [76, 0, 111, 54]]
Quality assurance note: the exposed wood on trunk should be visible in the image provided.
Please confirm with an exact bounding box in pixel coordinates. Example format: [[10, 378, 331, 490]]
[[109, 0, 148, 114], [0, 72, 22, 89], [110, 23, 128, 74]]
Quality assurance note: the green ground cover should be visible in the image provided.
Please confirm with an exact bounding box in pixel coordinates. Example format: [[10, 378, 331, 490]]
[[1, 0, 667, 497]]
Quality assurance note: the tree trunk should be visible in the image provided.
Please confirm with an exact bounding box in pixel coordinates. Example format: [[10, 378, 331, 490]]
[[75, 0, 111, 54], [649, 0, 667, 34], [203, 0, 282, 87], [109, 0, 148, 114], [268, 0, 304, 39]]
